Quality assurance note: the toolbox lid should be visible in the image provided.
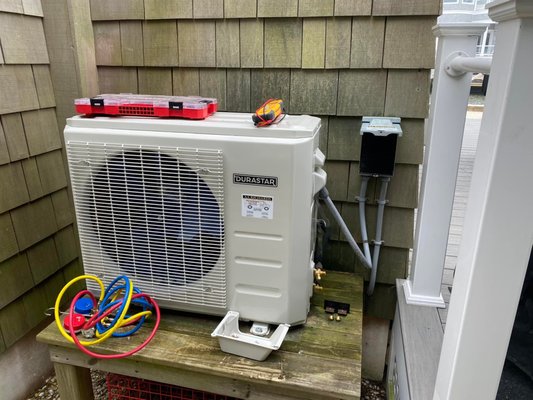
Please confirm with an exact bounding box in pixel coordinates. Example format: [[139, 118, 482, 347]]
[[66, 112, 321, 140], [75, 94, 217, 110]]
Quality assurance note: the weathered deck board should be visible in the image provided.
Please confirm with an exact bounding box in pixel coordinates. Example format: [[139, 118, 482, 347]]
[[395, 279, 443, 400], [38, 272, 363, 399]]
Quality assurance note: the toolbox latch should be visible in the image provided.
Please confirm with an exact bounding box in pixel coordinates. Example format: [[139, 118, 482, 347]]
[[169, 101, 183, 110], [90, 97, 104, 107]]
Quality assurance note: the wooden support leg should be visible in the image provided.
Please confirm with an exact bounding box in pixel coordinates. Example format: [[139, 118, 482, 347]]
[[362, 315, 390, 381], [54, 362, 94, 400]]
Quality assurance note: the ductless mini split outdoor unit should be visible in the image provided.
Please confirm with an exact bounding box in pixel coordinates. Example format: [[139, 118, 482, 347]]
[[64, 113, 326, 330]]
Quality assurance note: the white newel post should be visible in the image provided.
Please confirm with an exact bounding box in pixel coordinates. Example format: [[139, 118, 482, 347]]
[[434, 1, 533, 399], [404, 23, 486, 307]]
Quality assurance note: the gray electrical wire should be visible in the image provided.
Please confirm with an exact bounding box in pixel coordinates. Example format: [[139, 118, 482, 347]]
[[358, 176, 372, 266], [319, 187, 372, 270], [367, 177, 390, 296]]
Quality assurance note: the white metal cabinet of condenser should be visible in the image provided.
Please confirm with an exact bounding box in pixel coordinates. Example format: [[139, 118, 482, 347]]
[[64, 113, 326, 326]]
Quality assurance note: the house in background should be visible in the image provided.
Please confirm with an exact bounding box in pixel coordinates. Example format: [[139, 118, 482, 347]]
[[441, 0, 496, 56]]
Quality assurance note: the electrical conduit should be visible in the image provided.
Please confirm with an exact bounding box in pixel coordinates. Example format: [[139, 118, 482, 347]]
[[358, 176, 372, 266], [319, 176, 390, 296], [367, 177, 390, 296]]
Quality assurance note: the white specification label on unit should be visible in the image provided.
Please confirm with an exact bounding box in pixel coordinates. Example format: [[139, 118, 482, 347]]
[[242, 194, 274, 219]]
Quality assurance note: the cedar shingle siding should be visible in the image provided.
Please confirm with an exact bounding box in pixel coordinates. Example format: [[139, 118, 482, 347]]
[[0, 0, 440, 354], [89, 0, 439, 320], [0, 2, 80, 351]]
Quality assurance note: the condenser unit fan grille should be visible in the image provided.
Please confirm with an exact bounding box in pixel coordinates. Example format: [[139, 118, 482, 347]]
[[67, 141, 226, 308]]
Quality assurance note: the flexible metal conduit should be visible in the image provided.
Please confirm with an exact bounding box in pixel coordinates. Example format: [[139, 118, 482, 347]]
[[319, 187, 372, 270], [367, 178, 390, 296]]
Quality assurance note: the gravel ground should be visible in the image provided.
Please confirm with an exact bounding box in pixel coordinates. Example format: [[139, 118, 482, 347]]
[[361, 378, 387, 400], [28, 372, 385, 399], [27, 370, 107, 400], [469, 94, 485, 105]]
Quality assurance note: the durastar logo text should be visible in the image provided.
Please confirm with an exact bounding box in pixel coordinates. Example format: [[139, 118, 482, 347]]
[[233, 174, 278, 187]]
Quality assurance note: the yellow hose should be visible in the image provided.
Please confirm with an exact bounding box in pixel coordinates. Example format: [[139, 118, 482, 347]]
[[54, 275, 133, 346]]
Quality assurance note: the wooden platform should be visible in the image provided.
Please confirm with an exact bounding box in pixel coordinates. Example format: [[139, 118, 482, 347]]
[[37, 272, 363, 400]]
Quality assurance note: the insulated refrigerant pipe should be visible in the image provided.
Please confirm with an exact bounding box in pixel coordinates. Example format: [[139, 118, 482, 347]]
[[367, 177, 390, 296], [319, 187, 372, 270]]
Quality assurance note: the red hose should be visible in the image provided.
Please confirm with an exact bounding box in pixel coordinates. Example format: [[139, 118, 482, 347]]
[[82, 292, 148, 330], [67, 290, 161, 359]]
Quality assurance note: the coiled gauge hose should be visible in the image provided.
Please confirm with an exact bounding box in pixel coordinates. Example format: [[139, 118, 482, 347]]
[[54, 274, 160, 359]]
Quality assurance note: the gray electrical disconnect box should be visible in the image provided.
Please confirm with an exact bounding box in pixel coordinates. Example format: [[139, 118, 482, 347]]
[[359, 117, 402, 177]]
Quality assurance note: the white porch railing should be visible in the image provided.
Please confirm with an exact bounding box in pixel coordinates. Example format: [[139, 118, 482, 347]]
[[434, 0, 533, 398], [404, 22, 488, 307], [398, 0, 533, 399]]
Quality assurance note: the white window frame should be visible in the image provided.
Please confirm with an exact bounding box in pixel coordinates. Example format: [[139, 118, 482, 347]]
[[475, 0, 488, 10]]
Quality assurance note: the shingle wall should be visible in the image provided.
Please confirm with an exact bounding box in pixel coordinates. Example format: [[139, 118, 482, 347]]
[[0, 1, 80, 352], [89, 0, 440, 319]]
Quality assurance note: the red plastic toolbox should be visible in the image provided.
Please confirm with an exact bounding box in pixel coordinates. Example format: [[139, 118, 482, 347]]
[[75, 94, 218, 119]]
